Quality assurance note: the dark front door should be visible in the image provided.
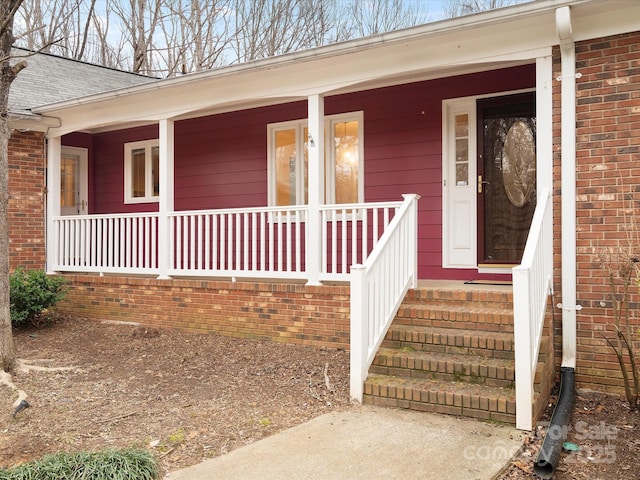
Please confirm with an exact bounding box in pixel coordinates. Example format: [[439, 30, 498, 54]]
[[477, 93, 536, 266]]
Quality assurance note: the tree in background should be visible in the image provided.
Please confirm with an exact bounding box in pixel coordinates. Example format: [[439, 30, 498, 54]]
[[0, 0, 25, 372], [443, 0, 515, 17], [10, 0, 529, 77]]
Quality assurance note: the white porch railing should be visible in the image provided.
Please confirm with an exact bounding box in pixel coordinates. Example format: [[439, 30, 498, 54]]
[[168, 206, 309, 279], [319, 201, 402, 281], [53, 213, 159, 274], [349, 194, 420, 402], [512, 188, 553, 431], [52, 200, 403, 282]]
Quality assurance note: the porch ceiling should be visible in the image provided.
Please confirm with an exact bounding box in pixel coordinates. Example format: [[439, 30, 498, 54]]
[[34, 0, 639, 137]]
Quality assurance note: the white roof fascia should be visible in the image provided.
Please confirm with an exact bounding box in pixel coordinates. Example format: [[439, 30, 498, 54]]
[[34, 0, 638, 137]]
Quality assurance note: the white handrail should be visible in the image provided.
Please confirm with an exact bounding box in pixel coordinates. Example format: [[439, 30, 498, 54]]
[[512, 188, 553, 430], [350, 194, 420, 401]]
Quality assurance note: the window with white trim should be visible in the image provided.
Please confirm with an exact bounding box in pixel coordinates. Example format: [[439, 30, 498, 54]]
[[124, 139, 159, 203], [268, 111, 364, 206]]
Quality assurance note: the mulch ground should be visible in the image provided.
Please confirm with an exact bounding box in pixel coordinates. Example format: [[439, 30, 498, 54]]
[[0, 317, 353, 474], [1, 317, 638, 478]]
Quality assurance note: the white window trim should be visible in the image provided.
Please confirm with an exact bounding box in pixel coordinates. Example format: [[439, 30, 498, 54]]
[[267, 111, 364, 207], [124, 139, 159, 204]]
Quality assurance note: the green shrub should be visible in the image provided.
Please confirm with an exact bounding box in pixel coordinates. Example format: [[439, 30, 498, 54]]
[[0, 448, 160, 480], [9, 269, 68, 327]]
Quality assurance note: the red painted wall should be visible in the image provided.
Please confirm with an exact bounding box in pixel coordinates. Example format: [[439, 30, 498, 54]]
[[70, 64, 535, 280]]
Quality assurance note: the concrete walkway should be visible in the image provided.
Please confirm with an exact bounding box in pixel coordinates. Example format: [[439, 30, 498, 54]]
[[167, 406, 524, 480]]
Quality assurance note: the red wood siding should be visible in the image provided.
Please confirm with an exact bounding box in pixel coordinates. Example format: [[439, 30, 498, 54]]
[[332, 64, 536, 279], [175, 103, 307, 210], [71, 64, 534, 279], [90, 125, 159, 214]]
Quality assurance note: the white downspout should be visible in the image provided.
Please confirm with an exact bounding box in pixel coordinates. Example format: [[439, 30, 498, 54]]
[[556, 6, 579, 369]]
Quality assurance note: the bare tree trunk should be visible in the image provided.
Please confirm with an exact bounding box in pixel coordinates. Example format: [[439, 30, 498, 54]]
[[110, 0, 163, 74], [157, 0, 232, 76], [0, 113, 13, 372], [443, 0, 514, 18], [0, 0, 26, 372], [75, 0, 97, 60]]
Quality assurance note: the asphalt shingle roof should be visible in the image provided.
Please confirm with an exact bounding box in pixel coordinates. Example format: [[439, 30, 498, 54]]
[[8, 47, 158, 115]]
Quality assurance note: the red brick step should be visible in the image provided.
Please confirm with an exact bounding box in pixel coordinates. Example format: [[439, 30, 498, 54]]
[[363, 373, 516, 424], [370, 347, 515, 388]]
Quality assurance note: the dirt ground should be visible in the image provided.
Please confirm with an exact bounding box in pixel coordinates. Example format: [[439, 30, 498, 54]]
[[2, 317, 639, 479], [498, 389, 640, 479], [0, 317, 353, 474]]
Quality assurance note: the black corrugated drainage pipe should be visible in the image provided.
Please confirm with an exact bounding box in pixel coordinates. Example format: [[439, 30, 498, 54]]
[[534, 366, 575, 479]]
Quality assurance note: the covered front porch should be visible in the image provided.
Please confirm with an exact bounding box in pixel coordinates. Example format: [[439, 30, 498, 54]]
[[38, 3, 566, 431]]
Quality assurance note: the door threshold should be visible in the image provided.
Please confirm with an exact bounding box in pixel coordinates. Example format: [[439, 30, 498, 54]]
[[477, 263, 515, 275]]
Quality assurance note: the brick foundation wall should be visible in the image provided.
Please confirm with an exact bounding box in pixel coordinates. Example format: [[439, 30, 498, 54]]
[[57, 275, 351, 349], [553, 32, 640, 395], [533, 313, 556, 424], [8, 130, 46, 271]]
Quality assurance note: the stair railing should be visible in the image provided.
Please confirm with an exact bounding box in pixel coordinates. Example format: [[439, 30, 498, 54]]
[[350, 194, 420, 402], [512, 188, 553, 430]]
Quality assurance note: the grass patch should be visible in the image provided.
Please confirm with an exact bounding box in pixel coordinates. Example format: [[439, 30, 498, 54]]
[[0, 448, 160, 480]]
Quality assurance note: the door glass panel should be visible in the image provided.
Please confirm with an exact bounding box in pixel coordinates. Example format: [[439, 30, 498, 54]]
[[275, 129, 297, 206], [479, 94, 536, 264], [455, 114, 469, 186], [60, 155, 78, 209], [502, 121, 535, 207], [333, 120, 359, 204]]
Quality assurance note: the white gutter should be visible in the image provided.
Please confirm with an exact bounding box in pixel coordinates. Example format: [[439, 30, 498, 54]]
[[556, 6, 579, 369]]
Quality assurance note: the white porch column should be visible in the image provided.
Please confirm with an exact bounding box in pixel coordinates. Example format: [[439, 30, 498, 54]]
[[536, 55, 554, 196], [46, 136, 62, 274], [157, 119, 175, 279], [306, 94, 325, 285]]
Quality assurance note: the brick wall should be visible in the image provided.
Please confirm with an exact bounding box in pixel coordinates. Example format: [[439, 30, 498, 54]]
[[57, 275, 351, 349], [554, 32, 640, 394], [8, 130, 46, 271]]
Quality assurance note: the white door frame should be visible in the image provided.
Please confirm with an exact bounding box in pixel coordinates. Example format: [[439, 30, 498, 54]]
[[442, 87, 538, 272], [442, 98, 477, 269]]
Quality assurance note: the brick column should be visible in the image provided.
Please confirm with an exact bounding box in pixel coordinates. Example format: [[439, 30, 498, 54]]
[[8, 130, 46, 271]]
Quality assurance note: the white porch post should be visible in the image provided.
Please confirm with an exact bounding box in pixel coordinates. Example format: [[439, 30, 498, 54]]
[[157, 119, 175, 279], [536, 55, 554, 199], [537, 54, 554, 290], [45, 136, 61, 274], [306, 94, 325, 285]]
